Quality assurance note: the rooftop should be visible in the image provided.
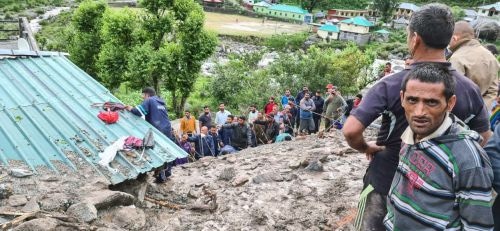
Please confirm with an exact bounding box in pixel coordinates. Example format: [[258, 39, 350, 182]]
[[0, 52, 187, 184], [339, 16, 374, 27], [318, 24, 339, 32], [268, 4, 309, 14], [253, 1, 271, 7], [398, 2, 420, 11], [478, 2, 500, 10]]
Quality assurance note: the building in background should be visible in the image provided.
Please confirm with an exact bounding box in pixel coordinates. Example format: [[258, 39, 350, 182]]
[[317, 24, 339, 41], [338, 16, 373, 45], [477, 2, 500, 17]]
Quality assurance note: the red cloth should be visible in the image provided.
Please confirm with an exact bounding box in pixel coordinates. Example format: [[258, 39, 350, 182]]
[[264, 102, 276, 115]]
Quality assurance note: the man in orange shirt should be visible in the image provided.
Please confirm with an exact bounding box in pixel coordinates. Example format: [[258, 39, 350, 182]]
[[180, 110, 197, 137]]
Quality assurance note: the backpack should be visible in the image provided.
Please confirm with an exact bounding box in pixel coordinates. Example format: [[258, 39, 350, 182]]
[[97, 111, 119, 124]]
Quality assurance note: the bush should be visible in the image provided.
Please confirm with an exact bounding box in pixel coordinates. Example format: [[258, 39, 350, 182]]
[[264, 32, 309, 51]]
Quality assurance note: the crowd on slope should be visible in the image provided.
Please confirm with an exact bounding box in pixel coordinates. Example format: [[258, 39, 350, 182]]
[[124, 3, 500, 230]]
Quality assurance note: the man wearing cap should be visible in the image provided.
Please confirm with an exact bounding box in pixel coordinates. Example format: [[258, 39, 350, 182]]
[[323, 84, 346, 132]]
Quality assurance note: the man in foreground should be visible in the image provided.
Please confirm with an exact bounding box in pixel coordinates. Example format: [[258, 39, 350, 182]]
[[448, 21, 500, 111], [384, 63, 494, 230], [343, 4, 491, 230]]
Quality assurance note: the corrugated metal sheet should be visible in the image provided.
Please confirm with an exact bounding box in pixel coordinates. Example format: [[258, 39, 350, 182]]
[[0, 54, 187, 184]]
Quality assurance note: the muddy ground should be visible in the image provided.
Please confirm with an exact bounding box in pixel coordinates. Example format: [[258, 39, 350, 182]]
[[0, 129, 375, 230]]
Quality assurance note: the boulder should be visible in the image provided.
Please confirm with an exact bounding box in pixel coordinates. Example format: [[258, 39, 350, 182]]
[[102, 206, 146, 230], [66, 202, 98, 223], [83, 190, 135, 210], [305, 160, 324, 172], [8, 195, 27, 207], [8, 168, 33, 178], [12, 218, 58, 231], [0, 183, 13, 199], [39, 193, 70, 211], [232, 176, 249, 187], [21, 197, 40, 213], [218, 167, 236, 181], [252, 172, 284, 184]]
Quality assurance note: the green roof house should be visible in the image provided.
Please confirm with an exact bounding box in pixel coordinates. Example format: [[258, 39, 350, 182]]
[[253, 1, 271, 14], [338, 16, 374, 45], [317, 24, 339, 41], [259, 4, 313, 23]]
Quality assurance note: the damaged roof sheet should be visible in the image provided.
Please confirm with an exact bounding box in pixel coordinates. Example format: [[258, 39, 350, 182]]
[[0, 53, 187, 184]]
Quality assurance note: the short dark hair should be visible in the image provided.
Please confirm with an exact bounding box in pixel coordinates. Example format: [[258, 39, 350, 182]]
[[239, 115, 246, 120], [386, 62, 391, 66], [409, 3, 454, 49], [356, 94, 363, 100], [203, 105, 209, 109], [142, 87, 156, 96], [401, 63, 455, 100], [228, 115, 234, 119], [185, 110, 190, 113], [210, 125, 217, 129], [316, 90, 321, 93], [485, 44, 499, 55]]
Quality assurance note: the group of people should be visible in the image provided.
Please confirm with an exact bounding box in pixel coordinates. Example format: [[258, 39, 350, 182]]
[[343, 3, 500, 231], [123, 3, 500, 230]]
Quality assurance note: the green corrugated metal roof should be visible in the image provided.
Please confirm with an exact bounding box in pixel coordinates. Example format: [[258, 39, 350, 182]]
[[268, 4, 308, 14], [375, 29, 391, 34], [318, 24, 339, 32], [340, 16, 374, 27], [0, 53, 187, 184]]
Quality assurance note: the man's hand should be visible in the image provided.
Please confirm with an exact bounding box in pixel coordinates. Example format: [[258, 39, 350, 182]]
[[364, 141, 385, 161], [125, 105, 133, 111]]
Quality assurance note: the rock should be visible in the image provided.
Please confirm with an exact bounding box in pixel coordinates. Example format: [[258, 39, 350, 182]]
[[41, 176, 59, 182], [227, 156, 237, 163], [288, 160, 301, 169], [21, 197, 40, 213], [39, 193, 70, 211], [232, 176, 249, 187], [188, 188, 202, 199], [12, 218, 58, 231], [8, 195, 27, 207], [305, 160, 324, 172], [103, 206, 146, 230], [300, 159, 309, 167], [8, 168, 33, 178], [83, 190, 135, 210], [252, 172, 284, 184], [66, 202, 98, 223], [0, 183, 13, 199], [218, 167, 236, 181]]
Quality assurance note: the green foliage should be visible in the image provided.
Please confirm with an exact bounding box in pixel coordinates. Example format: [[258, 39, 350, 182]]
[[264, 33, 308, 51], [373, 0, 399, 23], [450, 6, 465, 22], [36, 10, 73, 51], [69, 0, 107, 80]]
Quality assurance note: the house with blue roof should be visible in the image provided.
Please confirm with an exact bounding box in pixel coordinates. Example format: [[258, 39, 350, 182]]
[[317, 24, 339, 41], [394, 2, 420, 19], [338, 16, 373, 45], [254, 4, 313, 23], [253, 1, 272, 13]]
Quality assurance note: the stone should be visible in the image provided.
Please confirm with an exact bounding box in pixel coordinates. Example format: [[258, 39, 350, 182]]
[[0, 183, 13, 199], [288, 160, 301, 169], [252, 172, 283, 184], [305, 160, 324, 172], [300, 159, 310, 167], [39, 193, 70, 212], [232, 176, 249, 187], [12, 218, 58, 231], [41, 176, 59, 182], [227, 156, 237, 163], [21, 197, 40, 213], [83, 190, 135, 210], [103, 206, 146, 230], [8, 168, 33, 178], [218, 167, 236, 181], [188, 188, 202, 199], [66, 202, 98, 223], [8, 195, 27, 207]]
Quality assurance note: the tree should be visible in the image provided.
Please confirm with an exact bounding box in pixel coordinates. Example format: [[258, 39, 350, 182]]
[[125, 0, 217, 117], [97, 8, 139, 90], [373, 0, 398, 23], [451, 6, 466, 22], [68, 0, 107, 80]]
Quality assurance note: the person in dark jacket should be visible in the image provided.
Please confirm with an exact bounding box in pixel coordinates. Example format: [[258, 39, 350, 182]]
[[312, 90, 324, 133], [294, 86, 309, 130], [188, 126, 215, 160], [484, 123, 500, 230], [218, 115, 234, 147], [126, 87, 172, 140], [221, 116, 252, 151], [254, 114, 280, 143], [209, 125, 221, 156]]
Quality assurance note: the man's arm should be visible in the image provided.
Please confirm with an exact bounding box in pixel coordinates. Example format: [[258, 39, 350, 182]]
[[246, 125, 252, 147], [126, 99, 149, 117], [180, 119, 186, 135], [310, 100, 316, 111], [343, 116, 384, 160]]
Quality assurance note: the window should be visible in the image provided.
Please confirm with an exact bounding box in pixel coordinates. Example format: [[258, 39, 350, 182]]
[[285, 13, 287, 17], [328, 32, 333, 36]]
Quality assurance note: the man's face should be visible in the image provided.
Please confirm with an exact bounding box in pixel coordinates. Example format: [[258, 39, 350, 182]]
[[303, 87, 308, 92], [142, 93, 149, 100], [304, 93, 310, 100], [219, 104, 225, 111], [210, 127, 217, 134], [257, 112, 263, 119], [285, 90, 290, 96], [226, 117, 233, 123], [250, 106, 255, 112], [204, 107, 210, 113], [201, 127, 208, 135], [272, 105, 278, 112], [385, 64, 391, 72], [269, 98, 274, 103], [401, 79, 456, 141], [185, 112, 190, 117], [181, 134, 188, 141], [316, 92, 321, 97], [238, 118, 245, 125]]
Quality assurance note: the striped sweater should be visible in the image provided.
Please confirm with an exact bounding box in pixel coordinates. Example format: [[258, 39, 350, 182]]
[[384, 119, 495, 231]]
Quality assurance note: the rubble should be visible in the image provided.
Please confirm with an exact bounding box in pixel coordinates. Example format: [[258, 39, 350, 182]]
[[0, 129, 375, 230]]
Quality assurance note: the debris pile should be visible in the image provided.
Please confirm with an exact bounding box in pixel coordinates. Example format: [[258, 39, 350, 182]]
[[0, 129, 375, 230]]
